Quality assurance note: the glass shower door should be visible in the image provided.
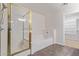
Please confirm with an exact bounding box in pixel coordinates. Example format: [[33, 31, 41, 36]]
[[7, 4, 32, 56]]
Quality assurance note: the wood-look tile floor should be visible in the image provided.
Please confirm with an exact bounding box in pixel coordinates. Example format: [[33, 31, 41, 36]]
[[31, 44, 79, 56]]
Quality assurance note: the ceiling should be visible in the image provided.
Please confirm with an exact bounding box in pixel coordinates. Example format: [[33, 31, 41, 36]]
[[12, 3, 79, 15], [13, 3, 64, 15]]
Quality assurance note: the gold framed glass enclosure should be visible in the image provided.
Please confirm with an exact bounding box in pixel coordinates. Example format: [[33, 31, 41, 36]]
[[7, 4, 32, 56]]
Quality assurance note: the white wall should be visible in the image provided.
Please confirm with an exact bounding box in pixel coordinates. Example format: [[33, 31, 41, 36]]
[[45, 10, 64, 45], [32, 12, 53, 54], [56, 11, 64, 45]]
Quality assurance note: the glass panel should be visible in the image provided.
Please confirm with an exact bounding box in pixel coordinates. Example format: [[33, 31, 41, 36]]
[[11, 4, 30, 55]]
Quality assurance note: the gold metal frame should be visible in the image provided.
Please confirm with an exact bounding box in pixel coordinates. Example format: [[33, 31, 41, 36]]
[[7, 3, 32, 56]]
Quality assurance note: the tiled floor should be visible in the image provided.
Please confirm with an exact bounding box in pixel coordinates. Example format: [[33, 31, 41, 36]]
[[32, 44, 79, 56]]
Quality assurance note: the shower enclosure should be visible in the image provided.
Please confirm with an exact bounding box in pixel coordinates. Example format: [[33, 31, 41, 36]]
[[0, 3, 32, 56], [7, 4, 32, 56]]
